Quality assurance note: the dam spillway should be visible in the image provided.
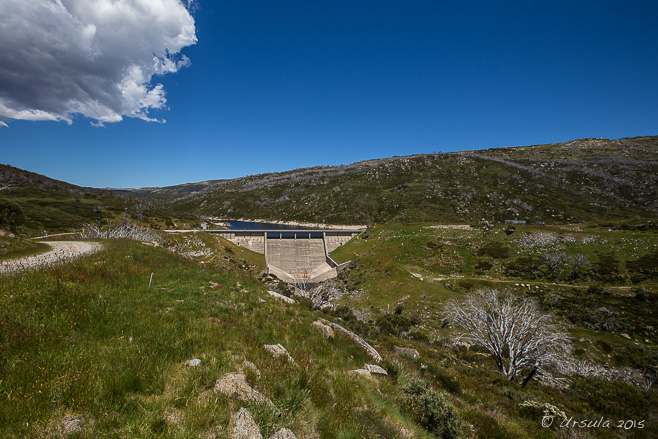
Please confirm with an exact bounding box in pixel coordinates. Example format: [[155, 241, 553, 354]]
[[206, 229, 362, 283]]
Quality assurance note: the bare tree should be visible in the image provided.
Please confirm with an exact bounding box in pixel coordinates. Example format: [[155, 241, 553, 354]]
[[291, 272, 311, 297], [77, 220, 161, 244], [569, 254, 589, 279], [543, 252, 567, 274], [444, 289, 571, 386]]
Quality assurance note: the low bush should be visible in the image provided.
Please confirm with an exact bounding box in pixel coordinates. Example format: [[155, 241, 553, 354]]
[[398, 377, 462, 438], [477, 243, 510, 259], [474, 260, 493, 272], [381, 358, 404, 383], [377, 314, 413, 336], [626, 250, 658, 282], [504, 256, 545, 279]]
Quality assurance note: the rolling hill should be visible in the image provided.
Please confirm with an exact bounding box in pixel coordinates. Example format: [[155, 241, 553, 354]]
[[124, 136, 658, 225], [0, 164, 194, 235]]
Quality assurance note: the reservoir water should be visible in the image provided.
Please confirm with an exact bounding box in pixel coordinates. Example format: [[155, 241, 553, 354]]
[[226, 220, 321, 230]]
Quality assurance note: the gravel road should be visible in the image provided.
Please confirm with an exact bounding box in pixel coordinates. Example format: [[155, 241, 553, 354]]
[[0, 241, 102, 274]]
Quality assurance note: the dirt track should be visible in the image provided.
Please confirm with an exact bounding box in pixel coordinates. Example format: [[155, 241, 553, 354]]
[[0, 241, 102, 274]]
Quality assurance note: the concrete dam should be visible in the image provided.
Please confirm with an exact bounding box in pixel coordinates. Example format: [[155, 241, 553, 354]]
[[207, 229, 362, 283]]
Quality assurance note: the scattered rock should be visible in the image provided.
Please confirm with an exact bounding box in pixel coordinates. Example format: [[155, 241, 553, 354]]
[[61, 416, 82, 436], [269, 428, 298, 439], [365, 364, 388, 376], [398, 426, 414, 438], [230, 408, 263, 439], [259, 298, 266, 303], [312, 321, 334, 339], [239, 360, 262, 380], [350, 369, 371, 376], [264, 344, 295, 363], [187, 358, 202, 367], [267, 290, 296, 304], [214, 373, 279, 413], [621, 333, 632, 340], [321, 319, 382, 362], [393, 347, 420, 359], [166, 409, 184, 426]]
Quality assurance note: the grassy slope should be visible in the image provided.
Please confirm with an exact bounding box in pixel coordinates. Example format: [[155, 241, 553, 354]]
[[0, 239, 435, 438], [0, 164, 197, 236], [161, 136, 657, 225], [326, 223, 657, 438], [0, 235, 50, 261], [1, 228, 656, 437]]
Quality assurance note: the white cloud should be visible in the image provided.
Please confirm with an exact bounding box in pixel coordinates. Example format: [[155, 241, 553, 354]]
[[0, 0, 196, 126]]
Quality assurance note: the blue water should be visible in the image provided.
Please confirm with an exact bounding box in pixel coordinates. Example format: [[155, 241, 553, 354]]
[[226, 220, 319, 230]]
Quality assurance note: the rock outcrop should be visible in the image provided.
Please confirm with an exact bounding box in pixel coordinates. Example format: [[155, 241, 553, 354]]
[[312, 321, 334, 339], [230, 408, 262, 439], [269, 428, 298, 439], [214, 373, 279, 413], [264, 344, 295, 363], [320, 319, 382, 362], [365, 364, 388, 375]]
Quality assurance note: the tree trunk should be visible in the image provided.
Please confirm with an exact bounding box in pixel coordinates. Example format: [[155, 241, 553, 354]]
[[521, 366, 538, 387]]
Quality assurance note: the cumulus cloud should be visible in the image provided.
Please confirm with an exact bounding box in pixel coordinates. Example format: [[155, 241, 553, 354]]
[[0, 0, 196, 126]]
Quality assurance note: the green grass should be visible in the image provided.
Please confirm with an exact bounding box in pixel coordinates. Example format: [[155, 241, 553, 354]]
[[324, 223, 657, 438], [0, 239, 439, 438], [0, 236, 51, 261], [2, 221, 657, 438]]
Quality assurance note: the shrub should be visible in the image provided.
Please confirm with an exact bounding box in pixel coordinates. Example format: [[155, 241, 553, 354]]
[[587, 284, 610, 295], [572, 377, 652, 418], [0, 198, 23, 231], [433, 369, 461, 395], [626, 250, 658, 282], [477, 243, 510, 259], [381, 358, 404, 383], [593, 251, 619, 282], [398, 377, 462, 438], [408, 330, 430, 343], [468, 411, 509, 439], [377, 314, 413, 336], [504, 256, 545, 279], [475, 261, 493, 272]]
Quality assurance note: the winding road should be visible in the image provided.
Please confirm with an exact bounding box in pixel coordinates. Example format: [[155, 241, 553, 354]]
[[0, 241, 102, 274]]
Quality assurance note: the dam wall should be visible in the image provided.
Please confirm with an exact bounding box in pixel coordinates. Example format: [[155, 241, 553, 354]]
[[205, 228, 363, 283]]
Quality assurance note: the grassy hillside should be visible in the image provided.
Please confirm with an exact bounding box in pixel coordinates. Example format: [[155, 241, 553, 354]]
[[2, 226, 655, 437], [1, 239, 449, 438], [0, 164, 196, 236], [143, 136, 657, 225], [324, 222, 657, 438]]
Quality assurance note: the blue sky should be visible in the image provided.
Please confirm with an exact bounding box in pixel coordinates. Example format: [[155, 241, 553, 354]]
[[1, 0, 657, 188]]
